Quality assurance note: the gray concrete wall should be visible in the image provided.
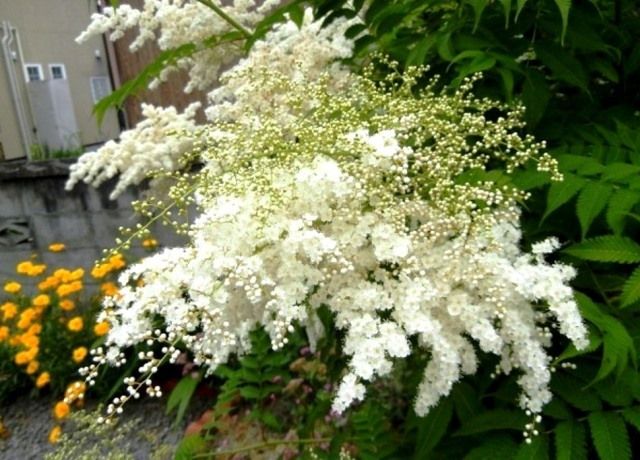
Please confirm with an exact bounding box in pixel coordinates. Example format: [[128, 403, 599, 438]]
[[0, 159, 182, 289]]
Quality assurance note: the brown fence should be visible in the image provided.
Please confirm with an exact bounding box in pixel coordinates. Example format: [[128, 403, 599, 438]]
[[110, 0, 207, 127]]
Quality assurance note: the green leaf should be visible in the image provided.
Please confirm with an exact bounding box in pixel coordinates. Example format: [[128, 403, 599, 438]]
[[515, 0, 529, 21], [564, 236, 640, 263], [464, 435, 518, 460], [553, 0, 572, 45], [498, 0, 512, 27], [588, 412, 631, 460], [175, 434, 206, 460], [465, 0, 490, 32], [452, 382, 480, 421], [522, 69, 551, 127], [606, 190, 640, 234], [576, 182, 613, 238], [554, 420, 587, 460], [621, 266, 640, 307], [543, 173, 586, 221], [622, 407, 640, 432], [534, 42, 589, 94], [589, 59, 619, 83], [515, 434, 548, 460], [455, 410, 528, 436], [239, 385, 261, 400], [406, 35, 437, 67], [551, 371, 602, 412], [413, 398, 453, 458], [554, 327, 602, 364], [601, 163, 640, 182], [511, 170, 552, 190], [497, 67, 514, 102], [166, 374, 201, 424]]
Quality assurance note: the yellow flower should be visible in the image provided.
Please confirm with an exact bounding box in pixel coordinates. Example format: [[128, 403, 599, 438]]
[[142, 238, 158, 249], [27, 264, 46, 276], [57, 280, 83, 297], [38, 276, 60, 291], [48, 243, 66, 252], [0, 326, 9, 341], [36, 371, 50, 388], [69, 268, 84, 281], [65, 381, 86, 403], [15, 350, 31, 366], [67, 317, 83, 332], [48, 425, 62, 444], [16, 261, 33, 275], [94, 321, 110, 336], [4, 281, 21, 294], [1, 302, 18, 321], [72, 346, 88, 363], [91, 263, 110, 279], [53, 401, 70, 420], [17, 308, 37, 330], [26, 360, 39, 375], [33, 294, 50, 308], [27, 323, 42, 335], [59, 299, 75, 311], [108, 253, 126, 269], [19, 333, 39, 349], [100, 282, 119, 297]]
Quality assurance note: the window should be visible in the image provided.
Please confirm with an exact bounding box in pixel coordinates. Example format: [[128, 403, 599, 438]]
[[24, 64, 43, 82], [49, 63, 66, 80], [90, 76, 111, 103]]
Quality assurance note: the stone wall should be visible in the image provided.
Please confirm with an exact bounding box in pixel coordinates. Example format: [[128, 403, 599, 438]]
[[0, 159, 176, 287]]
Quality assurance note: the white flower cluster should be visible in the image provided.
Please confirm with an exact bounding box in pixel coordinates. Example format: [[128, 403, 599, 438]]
[[78, 0, 280, 92], [66, 102, 200, 198], [87, 63, 587, 417], [71, 2, 359, 197]]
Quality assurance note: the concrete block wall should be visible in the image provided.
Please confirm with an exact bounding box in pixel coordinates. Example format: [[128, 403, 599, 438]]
[[0, 158, 185, 290]]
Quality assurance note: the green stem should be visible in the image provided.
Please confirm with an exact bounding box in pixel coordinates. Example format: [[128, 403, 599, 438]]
[[195, 0, 252, 39], [193, 437, 333, 458]]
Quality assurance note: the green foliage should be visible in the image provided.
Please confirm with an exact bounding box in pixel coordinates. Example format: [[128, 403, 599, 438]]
[[166, 373, 201, 425]]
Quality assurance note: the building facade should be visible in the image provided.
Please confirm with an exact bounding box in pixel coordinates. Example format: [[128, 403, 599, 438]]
[[0, 0, 120, 160]]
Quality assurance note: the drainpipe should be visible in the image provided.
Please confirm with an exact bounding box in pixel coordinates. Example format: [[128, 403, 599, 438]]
[[1, 21, 32, 159]]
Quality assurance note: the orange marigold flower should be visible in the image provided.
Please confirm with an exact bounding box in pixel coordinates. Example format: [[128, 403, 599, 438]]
[[4, 281, 21, 294], [16, 261, 33, 275], [59, 299, 75, 311], [36, 371, 50, 388], [108, 253, 126, 269], [48, 243, 66, 252], [38, 276, 60, 291], [67, 317, 83, 332], [94, 321, 110, 336], [0, 326, 9, 341], [53, 401, 70, 420], [91, 263, 110, 279], [100, 282, 119, 297], [17, 308, 37, 330], [53, 268, 71, 282], [19, 333, 39, 349], [72, 346, 88, 363], [1, 302, 18, 321], [69, 268, 84, 281], [48, 425, 62, 444], [65, 381, 86, 402], [33, 294, 50, 308], [27, 323, 42, 335], [15, 350, 31, 366], [27, 264, 46, 276], [26, 360, 39, 375]]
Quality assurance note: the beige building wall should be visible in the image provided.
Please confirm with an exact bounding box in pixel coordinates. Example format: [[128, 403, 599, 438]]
[[0, 0, 119, 159]]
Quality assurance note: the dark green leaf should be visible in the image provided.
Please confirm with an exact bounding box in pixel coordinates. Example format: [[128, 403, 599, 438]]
[[588, 412, 631, 460], [515, 434, 548, 460], [606, 190, 640, 234], [534, 42, 589, 94], [554, 420, 587, 460], [452, 382, 481, 421], [564, 236, 640, 263], [576, 182, 612, 238], [522, 70, 550, 127], [414, 398, 453, 457], [166, 374, 201, 424], [543, 173, 586, 220], [553, 0, 572, 45], [455, 410, 528, 436], [464, 434, 518, 460], [621, 266, 640, 307]]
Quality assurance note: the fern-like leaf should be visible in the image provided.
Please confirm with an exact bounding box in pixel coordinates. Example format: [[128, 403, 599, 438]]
[[576, 182, 612, 239], [621, 266, 640, 307], [564, 236, 640, 263], [606, 189, 640, 235], [554, 420, 587, 460], [588, 412, 631, 460], [543, 173, 586, 221]]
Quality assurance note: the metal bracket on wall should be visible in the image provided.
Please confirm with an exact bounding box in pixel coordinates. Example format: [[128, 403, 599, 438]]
[[0, 219, 32, 247]]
